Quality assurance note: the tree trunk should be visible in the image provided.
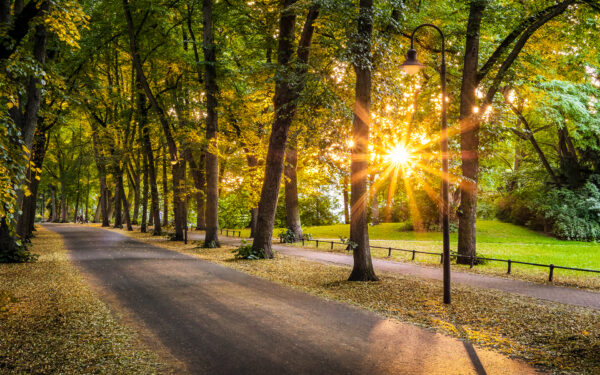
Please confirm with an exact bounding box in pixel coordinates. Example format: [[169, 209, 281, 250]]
[[113, 164, 123, 228], [4, 4, 47, 255], [135, 72, 161, 235], [117, 169, 133, 231], [348, 0, 378, 281], [130, 160, 141, 224], [17, 127, 48, 238], [91, 124, 110, 227], [19, 3, 47, 151], [457, 0, 486, 265], [186, 148, 206, 230], [144, 130, 161, 234], [252, 2, 319, 257], [93, 199, 101, 223], [50, 186, 58, 222], [162, 145, 169, 227], [369, 173, 379, 225], [343, 175, 350, 224], [172, 156, 186, 239], [202, 0, 220, 247], [60, 189, 68, 222], [249, 208, 258, 237], [141, 152, 149, 232], [284, 141, 302, 239], [0, 218, 19, 261]]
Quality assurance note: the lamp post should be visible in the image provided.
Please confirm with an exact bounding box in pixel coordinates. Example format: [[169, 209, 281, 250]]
[[401, 24, 451, 304]]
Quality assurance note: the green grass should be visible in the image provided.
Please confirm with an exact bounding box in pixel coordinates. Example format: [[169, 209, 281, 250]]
[[235, 220, 600, 285]]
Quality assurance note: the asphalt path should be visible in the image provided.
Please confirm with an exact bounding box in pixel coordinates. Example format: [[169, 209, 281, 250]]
[[47, 224, 539, 375]]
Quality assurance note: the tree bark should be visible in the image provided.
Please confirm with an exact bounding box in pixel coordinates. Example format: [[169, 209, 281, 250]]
[[284, 140, 302, 239], [456, 0, 486, 265], [141, 150, 149, 233], [113, 164, 124, 228], [185, 148, 206, 230], [369, 173, 379, 225], [130, 161, 141, 224], [117, 167, 133, 231], [348, 0, 378, 281], [162, 145, 169, 227], [60, 186, 67, 222], [202, 0, 220, 247], [17, 127, 48, 238], [343, 175, 350, 224], [252, 2, 319, 257], [137, 78, 162, 234], [50, 185, 58, 222], [91, 123, 110, 226], [19, 3, 48, 151], [144, 130, 161, 234]]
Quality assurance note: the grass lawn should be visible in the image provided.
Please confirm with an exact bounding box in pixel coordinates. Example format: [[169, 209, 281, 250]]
[[0, 226, 175, 374], [112, 228, 600, 375], [234, 220, 600, 286]]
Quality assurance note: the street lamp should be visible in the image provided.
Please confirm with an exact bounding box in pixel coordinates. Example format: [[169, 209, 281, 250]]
[[401, 24, 451, 304]]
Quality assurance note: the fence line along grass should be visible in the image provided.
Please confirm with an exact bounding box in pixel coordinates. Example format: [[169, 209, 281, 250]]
[[0, 225, 174, 374], [228, 220, 600, 288]]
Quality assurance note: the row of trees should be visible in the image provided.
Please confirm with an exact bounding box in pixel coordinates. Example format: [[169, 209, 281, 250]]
[[2, 0, 599, 280]]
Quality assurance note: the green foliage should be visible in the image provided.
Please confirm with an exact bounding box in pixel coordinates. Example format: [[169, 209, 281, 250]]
[[298, 194, 339, 227], [219, 193, 251, 229], [0, 241, 38, 263], [539, 176, 600, 241], [339, 237, 357, 250], [0, 109, 27, 224], [497, 175, 600, 242], [278, 228, 298, 243], [232, 240, 265, 260]]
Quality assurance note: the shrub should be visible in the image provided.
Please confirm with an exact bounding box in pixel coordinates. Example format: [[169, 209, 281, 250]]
[[232, 241, 265, 260], [278, 228, 298, 243], [540, 178, 600, 241], [497, 175, 600, 241]]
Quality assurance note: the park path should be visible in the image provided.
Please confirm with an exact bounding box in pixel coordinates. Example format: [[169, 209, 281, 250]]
[[46, 223, 538, 375], [189, 233, 600, 310]]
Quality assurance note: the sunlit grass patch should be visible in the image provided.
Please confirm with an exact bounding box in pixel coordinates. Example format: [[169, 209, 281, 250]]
[[119, 228, 600, 374], [0, 226, 173, 374]]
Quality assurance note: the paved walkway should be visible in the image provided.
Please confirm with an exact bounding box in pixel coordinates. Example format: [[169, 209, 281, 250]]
[[189, 233, 600, 310], [47, 223, 538, 375]]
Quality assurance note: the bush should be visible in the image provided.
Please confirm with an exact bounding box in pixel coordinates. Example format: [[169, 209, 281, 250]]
[[278, 228, 298, 243], [232, 241, 265, 260], [496, 175, 600, 241], [540, 177, 600, 241]]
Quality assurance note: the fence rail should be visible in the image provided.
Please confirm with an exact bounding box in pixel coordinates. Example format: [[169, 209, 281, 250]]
[[219, 228, 242, 237], [218, 230, 600, 282]]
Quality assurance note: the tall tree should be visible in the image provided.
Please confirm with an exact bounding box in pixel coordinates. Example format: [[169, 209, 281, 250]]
[[252, 2, 319, 257], [456, 0, 578, 263], [348, 0, 377, 281], [284, 138, 302, 239], [202, 0, 220, 247]]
